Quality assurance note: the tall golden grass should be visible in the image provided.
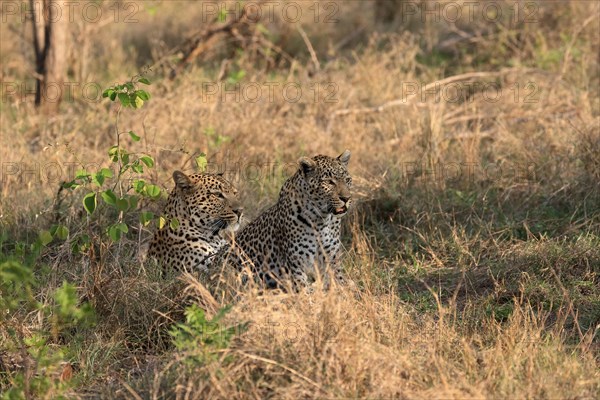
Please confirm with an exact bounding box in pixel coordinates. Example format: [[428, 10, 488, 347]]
[[0, 1, 598, 398]]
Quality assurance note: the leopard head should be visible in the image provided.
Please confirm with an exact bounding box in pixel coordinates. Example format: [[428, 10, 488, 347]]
[[296, 150, 352, 216], [169, 171, 243, 234]]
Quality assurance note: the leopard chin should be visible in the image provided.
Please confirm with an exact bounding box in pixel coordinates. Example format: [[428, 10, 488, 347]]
[[221, 215, 241, 231], [332, 205, 348, 215], [226, 221, 241, 232]]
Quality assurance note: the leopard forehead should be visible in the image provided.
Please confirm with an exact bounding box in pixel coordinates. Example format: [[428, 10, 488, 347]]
[[167, 173, 239, 216], [311, 155, 351, 180], [186, 173, 237, 193]]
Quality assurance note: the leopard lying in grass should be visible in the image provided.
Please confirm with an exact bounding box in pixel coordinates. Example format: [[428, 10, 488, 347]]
[[212, 150, 352, 290], [148, 171, 243, 273]]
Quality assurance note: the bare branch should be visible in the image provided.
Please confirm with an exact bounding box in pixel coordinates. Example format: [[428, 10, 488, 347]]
[[326, 68, 535, 132], [297, 25, 320, 72]]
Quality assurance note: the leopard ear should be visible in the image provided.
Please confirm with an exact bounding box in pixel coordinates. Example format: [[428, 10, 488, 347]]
[[173, 170, 194, 191], [337, 150, 351, 166], [298, 157, 317, 175]]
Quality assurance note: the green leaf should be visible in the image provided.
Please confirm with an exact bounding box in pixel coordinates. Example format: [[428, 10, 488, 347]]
[[132, 179, 146, 193], [170, 217, 180, 230], [100, 168, 113, 178], [75, 169, 90, 179], [102, 88, 114, 98], [217, 8, 227, 22], [131, 161, 143, 173], [83, 192, 97, 215], [116, 222, 129, 233], [24, 333, 47, 348], [227, 70, 246, 84], [140, 211, 154, 226], [138, 77, 151, 85], [55, 225, 69, 240], [50, 224, 59, 235], [110, 91, 117, 101], [0, 260, 34, 289], [101, 189, 117, 205], [145, 184, 161, 199], [39, 230, 53, 246], [62, 180, 79, 190], [129, 131, 141, 141], [54, 281, 77, 316], [134, 96, 144, 109], [118, 92, 130, 107], [128, 195, 139, 210], [107, 223, 128, 241], [116, 198, 129, 212], [195, 153, 207, 172], [140, 155, 154, 168], [107, 225, 121, 241], [109, 145, 123, 162], [136, 90, 150, 101], [93, 173, 105, 186]]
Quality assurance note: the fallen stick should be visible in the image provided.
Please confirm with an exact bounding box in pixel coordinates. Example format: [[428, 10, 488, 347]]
[[326, 68, 533, 132]]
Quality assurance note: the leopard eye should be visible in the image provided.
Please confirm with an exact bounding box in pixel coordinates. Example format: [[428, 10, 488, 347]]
[[212, 191, 225, 198], [325, 179, 336, 186]]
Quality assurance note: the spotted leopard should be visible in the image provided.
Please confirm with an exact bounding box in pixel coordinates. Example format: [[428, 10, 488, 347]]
[[213, 150, 352, 290], [148, 171, 243, 273]]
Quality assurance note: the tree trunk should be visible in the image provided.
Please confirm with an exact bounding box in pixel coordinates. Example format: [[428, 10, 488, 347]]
[[31, 0, 68, 114]]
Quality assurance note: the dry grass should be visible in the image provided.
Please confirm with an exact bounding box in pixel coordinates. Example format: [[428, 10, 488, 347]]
[[1, 1, 599, 398], [95, 281, 597, 399]]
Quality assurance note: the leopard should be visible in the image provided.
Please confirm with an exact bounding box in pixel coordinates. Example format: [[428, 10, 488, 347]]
[[212, 150, 352, 290], [147, 170, 243, 273]]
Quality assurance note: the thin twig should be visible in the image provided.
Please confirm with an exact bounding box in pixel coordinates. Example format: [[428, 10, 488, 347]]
[[560, 11, 597, 77], [297, 25, 320, 72], [326, 68, 534, 132], [234, 350, 328, 395], [119, 379, 144, 400]]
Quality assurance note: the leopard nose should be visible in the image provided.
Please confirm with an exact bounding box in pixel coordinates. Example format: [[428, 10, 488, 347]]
[[339, 195, 350, 204], [233, 206, 244, 217]]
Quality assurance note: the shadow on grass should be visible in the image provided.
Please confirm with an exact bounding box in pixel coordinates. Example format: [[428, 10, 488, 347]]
[[346, 183, 600, 347]]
